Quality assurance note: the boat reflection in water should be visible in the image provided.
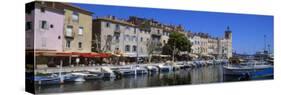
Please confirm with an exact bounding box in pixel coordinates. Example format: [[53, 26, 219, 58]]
[[35, 64, 273, 94]]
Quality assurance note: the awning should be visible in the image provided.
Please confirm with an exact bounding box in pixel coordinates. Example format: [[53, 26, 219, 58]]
[[78, 52, 111, 58], [80, 52, 99, 57], [98, 53, 112, 57], [35, 51, 75, 57], [56, 52, 79, 57], [33, 51, 111, 58]]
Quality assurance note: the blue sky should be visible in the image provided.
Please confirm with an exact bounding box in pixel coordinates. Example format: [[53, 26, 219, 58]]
[[73, 3, 273, 54]]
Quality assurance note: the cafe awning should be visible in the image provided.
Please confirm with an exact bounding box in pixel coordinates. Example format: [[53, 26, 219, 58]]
[[33, 51, 111, 58]]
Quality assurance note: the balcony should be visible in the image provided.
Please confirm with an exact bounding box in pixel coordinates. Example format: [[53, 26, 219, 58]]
[[114, 29, 121, 33], [151, 32, 162, 37], [65, 31, 74, 39]]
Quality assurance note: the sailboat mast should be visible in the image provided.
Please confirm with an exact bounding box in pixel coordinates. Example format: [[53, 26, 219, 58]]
[[264, 35, 266, 52]]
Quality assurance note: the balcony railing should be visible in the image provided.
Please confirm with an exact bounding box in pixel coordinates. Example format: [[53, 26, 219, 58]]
[[65, 31, 74, 38], [151, 32, 162, 36], [114, 29, 121, 33]]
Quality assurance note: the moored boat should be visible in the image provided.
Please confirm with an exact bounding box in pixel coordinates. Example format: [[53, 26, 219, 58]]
[[34, 75, 62, 85], [135, 67, 148, 74], [114, 68, 136, 76], [145, 65, 159, 73], [157, 64, 173, 72], [223, 62, 273, 79], [64, 73, 86, 82]]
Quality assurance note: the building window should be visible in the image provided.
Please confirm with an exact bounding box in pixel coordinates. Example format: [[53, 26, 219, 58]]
[[116, 24, 120, 30], [126, 26, 130, 30], [42, 37, 46, 47], [26, 4, 33, 14], [134, 29, 136, 34], [66, 40, 71, 48], [114, 35, 120, 41], [140, 47, 143, 53], [132, 36, 137, 42], [26, 38, 31, 47], [133, 45, 137, 52], [40, 20, 48, 29], [125, 35, 130, 41], [72, 12, 79, 22], [157, 30, 160, 34], [130, 36, 134, 41], [148, 30, 151, 34], [78, 42, 82, 49], [26, 22, 32, 30], [125, 45, 130, 52], [78, 27, 83, 35], [40, 7, 45, 13], [106, 22, 110, 28], [140, 37, 143, 42], [66, 26, 73, 37]]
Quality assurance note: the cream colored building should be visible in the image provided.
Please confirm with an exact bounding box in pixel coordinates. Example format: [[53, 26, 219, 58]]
[[92, 16, 150, 57], [187, 27, 232, 59], [93, 16, 232, 59], [189, 34, 208, 55]]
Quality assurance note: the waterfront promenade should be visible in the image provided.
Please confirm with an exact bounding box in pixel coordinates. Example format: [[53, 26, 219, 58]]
[[34, 60, 226, 74], [35, 63, 167, 74]]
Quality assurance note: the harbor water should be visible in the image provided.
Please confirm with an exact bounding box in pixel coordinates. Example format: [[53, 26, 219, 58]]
[[35, 65, 273, 93]]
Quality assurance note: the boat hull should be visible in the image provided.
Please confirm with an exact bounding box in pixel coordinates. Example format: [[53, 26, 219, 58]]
[[223, 65, 273, 79]]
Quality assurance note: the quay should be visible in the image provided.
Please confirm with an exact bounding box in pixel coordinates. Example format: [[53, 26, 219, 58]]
[[35, 60, 226, 74]]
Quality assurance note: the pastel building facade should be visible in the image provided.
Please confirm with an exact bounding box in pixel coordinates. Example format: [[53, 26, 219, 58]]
[[25, 2, 64, 52], [92, 16, 149, 57], [128, 16, 178, 55], [41, 2, 93, 53], [26, 1, 93, 53]]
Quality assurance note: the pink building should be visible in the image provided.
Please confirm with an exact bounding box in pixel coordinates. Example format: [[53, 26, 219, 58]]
[[26, 2, 64, 52]]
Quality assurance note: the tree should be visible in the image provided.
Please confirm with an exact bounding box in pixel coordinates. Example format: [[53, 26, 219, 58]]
[[146, 39, 161, 64], [92, 34, 101, 52], [102, 35, 113, 52], [162, 32, 192, 61]]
